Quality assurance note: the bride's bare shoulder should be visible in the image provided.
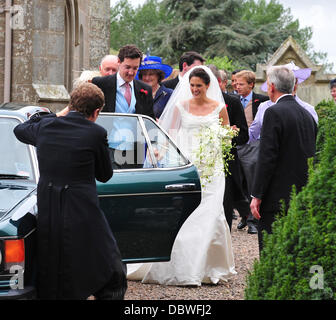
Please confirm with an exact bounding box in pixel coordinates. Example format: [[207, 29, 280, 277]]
[[177, 99, 190, 108], [207, 98, 221, 108]]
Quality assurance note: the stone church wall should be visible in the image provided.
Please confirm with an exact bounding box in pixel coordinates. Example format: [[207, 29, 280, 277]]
[[0, 0, 110, 111]]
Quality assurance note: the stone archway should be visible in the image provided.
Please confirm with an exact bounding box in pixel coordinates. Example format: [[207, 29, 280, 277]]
[[255, 36, 336, 106]]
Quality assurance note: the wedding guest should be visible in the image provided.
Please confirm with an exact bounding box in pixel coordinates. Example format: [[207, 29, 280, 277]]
[[330, 78, 336, 102], [73, 70, 101, 89], [13, 83, 127, 300], [249, 62, 318, 143], [235, 70, 269, 127], [92, 45, 154, 118], [230, 69, 242, 94], [99, 55, 119, 76], [234, 70, 269, 234], [208, 64, 249, 231], [162, 51, 205, 90], [137, 56, 173, 119], [218, 69, 229, 93], [92, 45, 155, 168], [250, 66, 317, 252], [167, 69, 179, 81]]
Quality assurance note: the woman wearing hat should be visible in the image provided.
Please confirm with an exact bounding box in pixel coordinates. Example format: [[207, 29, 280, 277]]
[[137, 56, 173, 119]]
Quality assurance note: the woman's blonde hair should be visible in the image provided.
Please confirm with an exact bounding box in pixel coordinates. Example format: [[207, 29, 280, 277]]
[[73, 70, 101, 89]]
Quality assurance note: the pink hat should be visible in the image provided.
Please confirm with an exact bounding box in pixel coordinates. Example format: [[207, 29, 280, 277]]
[[260, 62, 312, 92]]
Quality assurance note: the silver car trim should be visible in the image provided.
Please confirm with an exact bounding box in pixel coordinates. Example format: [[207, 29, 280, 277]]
[[98, 190, 201, 198], [165, 183, 196, 191], [109, 162, 195, 173], [138, 116, 158, 167], [0, 228, 36, 240]]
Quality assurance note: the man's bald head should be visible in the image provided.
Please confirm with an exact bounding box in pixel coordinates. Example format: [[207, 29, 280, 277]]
[[99, 55, 119, 76]]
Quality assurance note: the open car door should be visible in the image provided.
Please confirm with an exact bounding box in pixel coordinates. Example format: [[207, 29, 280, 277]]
[[96, 113, 201, 263]]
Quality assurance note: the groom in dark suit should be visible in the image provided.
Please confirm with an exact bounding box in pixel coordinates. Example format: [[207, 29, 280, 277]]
[[250, 65, 317, 252], [223, 92, 249, 230], [92, 45, 155, 119], [207, 64, 249, 231], [162, 51, 205, 90]]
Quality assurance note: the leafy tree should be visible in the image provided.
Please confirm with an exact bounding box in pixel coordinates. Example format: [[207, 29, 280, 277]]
[[237, 0, 313, 65], [110, 0, 173, 54], [146, 0, 319, 69], [110, 0, 332, 71], [149, 0, 243, 65], [110, 0, 137, 49], [205, 56, 241, 72], [240, 0, 333, 71]]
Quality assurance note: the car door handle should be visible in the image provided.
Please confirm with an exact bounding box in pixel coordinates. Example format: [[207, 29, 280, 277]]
[[165, 183, 196, 191]]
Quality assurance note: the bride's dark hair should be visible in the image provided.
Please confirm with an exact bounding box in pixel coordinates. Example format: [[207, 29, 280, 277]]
[[189, 68, 211, 85]]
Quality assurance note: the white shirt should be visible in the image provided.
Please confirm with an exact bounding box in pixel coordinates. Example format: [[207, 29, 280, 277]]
[[275, 94, 292, 104], [117, 72, 134, 95]]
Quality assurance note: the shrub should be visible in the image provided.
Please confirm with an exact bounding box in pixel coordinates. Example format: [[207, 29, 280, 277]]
[[244, 100, 336, 300], [315, 99, 336, 159]]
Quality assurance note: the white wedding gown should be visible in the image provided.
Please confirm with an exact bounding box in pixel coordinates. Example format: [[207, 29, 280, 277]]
[[127, 102, 236, 285]]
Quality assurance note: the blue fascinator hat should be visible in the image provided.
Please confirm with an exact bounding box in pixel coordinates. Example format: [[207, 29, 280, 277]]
[[136, 56, 173, 80]]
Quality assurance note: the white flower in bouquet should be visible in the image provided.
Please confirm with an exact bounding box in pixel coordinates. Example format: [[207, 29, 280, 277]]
[[192, 118, 238, 187]]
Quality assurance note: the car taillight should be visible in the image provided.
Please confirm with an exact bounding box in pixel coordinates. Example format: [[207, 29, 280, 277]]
[[0, 241, 4, 271], [4, 239, 25, 266], [1, 239, 25, 290]]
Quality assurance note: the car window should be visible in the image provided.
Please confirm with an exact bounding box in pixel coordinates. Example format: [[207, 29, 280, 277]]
[[97, 114, 189, 169], [97, 115, 150, 169], [0, 117, 34, 180], [142, 118, 189, 168]]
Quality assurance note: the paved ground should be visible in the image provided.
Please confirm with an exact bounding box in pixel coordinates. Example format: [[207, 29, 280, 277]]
[[125, 216, 259, 300]]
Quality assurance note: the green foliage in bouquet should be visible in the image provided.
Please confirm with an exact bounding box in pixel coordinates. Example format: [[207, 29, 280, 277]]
[[244, 100, 336, 300], [192, 118, 237, 187]]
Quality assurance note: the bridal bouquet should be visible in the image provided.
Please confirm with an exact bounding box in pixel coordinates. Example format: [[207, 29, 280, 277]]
[[192, 119, 238, 186]]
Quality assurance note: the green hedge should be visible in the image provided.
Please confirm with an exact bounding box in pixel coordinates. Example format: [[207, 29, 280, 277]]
[[315, 100, 336, 159], [245, 100, 336, 300]]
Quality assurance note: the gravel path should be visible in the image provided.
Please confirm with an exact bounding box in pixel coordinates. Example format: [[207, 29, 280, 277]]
[[124, 214, 259, 300]]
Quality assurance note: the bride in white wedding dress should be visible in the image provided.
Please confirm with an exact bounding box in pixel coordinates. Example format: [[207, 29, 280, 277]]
[[127, 66, 236, 285]]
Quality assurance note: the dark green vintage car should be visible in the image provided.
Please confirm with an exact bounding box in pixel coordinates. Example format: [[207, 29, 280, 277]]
[[0, 103, 201, 299]]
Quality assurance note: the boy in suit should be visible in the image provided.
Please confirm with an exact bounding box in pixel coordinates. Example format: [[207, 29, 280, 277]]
[[234, 70, 269, 234]]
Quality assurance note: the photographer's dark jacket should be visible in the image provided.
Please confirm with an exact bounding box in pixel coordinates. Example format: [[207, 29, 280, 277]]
[[14, 112, 126, 300]]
